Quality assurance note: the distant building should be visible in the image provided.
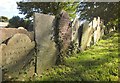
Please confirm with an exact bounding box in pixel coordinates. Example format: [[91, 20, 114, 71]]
[[0, 22, 9, 28]]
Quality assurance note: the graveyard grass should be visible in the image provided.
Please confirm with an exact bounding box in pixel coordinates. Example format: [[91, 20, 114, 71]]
[[28, 31, 118, 81]]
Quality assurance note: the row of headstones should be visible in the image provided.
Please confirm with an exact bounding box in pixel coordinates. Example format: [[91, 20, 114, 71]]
[[0, 28, 35, 81], [0, 10, 107, 81], [72, 17, 105, 52], [33, 10, 107, 75]]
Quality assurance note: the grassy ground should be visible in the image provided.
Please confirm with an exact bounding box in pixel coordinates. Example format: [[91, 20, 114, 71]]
[[20, 31, 119, 81]]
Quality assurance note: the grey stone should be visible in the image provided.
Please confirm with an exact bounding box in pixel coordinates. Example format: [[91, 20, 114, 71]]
[[0, 67, 2, 83], [80, 21, 94, 51], [72, 18, 80, 45], [1, 33, 35, 79], [0, 28, 34, 44], [34, 13, 57, 74], [58, 10, 72, 52], [93, 17, 101, 45]]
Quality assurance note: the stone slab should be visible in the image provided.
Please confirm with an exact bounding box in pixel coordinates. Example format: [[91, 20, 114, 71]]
[[0, 28, 34, 44], [80, 21, 94, 51], [58, 10, 72, 52], [1, 33, 35, 80], [34, 13, 57, 74]]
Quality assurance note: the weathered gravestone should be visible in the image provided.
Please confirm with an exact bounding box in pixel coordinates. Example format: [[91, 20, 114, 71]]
[[1, 34, 35, 80], [34, 13, 57, 74], [100, 21, 105, 38], [72, 18, 80, 46], [92, 17, 103, 45], [96, 17, 101, 43], [0, 70, 1, 82], [0, 28, 34, 44], [79, 21, 94, 51], [0, 46, 2, 83], [58, 10, 72, 54], [93, 17, 98, 45]]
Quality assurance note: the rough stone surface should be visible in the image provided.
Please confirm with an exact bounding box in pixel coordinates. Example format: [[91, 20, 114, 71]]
[[58, 10, 72, 51], [93, 17, 101, 45], [93, 17, 98, 45], [80, 21, 94, 51], [0, 28, 34, 44], [72, 18, 80, 45], [34, 13, 57, 74], [0, 67, 2, 83], [1, 34, 35, 79]]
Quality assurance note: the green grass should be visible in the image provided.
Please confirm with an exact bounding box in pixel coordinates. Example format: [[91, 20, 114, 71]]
[[28, 31, 118, 81], [18, 31, 119, 81]]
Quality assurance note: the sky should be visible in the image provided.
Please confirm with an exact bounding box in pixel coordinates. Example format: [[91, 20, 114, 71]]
[[0, 0, 25, 19]]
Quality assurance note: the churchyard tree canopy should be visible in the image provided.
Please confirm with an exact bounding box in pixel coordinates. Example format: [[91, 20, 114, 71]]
[[77, 2, 119, 29], [17, 2, 79, 19]]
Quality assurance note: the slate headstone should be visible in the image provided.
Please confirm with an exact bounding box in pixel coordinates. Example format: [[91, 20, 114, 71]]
[[34, 13, 57, 74]]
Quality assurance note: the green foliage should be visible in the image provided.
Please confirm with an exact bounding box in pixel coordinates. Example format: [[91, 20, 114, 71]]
[[77, 2, 119, 30], [78, 2, 118, 21], [8, 16, 32, 31], [0, 16, 8, 22], [53, 15, 64, 65], [9, 31, 118, 81], [32, 31, 118, 81], [17, 1, 79, 19]]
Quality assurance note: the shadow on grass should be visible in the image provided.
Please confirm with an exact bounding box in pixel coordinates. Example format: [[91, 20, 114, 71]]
[[28, 31, 118, 81]]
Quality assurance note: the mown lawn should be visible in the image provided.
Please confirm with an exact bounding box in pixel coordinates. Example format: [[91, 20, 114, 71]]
[[23, 31, 119, 81]]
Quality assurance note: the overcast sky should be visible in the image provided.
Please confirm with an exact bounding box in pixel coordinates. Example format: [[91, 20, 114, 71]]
[[0, 0, 24, 19]]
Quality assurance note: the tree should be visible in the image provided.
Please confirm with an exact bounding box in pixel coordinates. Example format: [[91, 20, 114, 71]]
[[17, 1, 79, 20], [8, 16, 32, 30], [77, 2, 119, 29], [0, 16, 8, 22]]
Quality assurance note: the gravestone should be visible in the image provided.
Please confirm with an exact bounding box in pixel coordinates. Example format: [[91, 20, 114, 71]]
[[0, 28, 34, 44], [80, 21, 94, 51], [0, 45, 2, 83], [1, 34, 35, 80], [96, 17, 101, 42], [93, 17, 101, 44], [34, 13, 57, 74], [100, 21, 105, 38], [58, 10, 72, 52], [87, 21, 94, 47], [93, 17, 98, 45], [72, 18, 80, 45], [71, 18, 80, 53]]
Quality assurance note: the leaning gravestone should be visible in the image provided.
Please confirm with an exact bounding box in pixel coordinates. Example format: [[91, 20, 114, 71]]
[[0, 28, 34, 44], [100, 21, 105, 38], [34, 13, 57, 74], [95, 17, 101, 43], [71, 18, 80, 46], [80, 21, 94, 51], [92, 17, 98, 45], [1, 34, 35, 80], [58, 10, 72, 53], [0, 45, 2, 83]]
